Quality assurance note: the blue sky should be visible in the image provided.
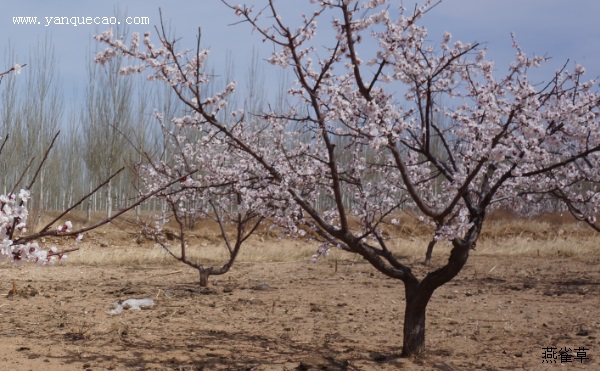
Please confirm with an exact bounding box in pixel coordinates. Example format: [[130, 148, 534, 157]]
[[2, 0, 600, 105]]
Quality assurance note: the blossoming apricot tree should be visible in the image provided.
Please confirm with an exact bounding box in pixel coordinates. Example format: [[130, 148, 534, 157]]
[[136, 117, 264, 287], [95, 0, 600, 356]]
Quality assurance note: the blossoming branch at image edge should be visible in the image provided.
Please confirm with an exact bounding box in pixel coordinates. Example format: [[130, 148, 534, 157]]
[[12, 16, 150, 27]]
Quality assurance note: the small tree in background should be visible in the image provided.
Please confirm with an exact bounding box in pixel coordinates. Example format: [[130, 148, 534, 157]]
[[138, 116, 263, 287], [96, 0, 600, 356]]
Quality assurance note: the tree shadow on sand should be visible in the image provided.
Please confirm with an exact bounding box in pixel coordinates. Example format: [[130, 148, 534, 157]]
[[39, 326, 407, 370]]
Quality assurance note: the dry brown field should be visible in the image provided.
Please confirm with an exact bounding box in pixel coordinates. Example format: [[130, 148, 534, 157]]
[[0, 212, 598, 370]]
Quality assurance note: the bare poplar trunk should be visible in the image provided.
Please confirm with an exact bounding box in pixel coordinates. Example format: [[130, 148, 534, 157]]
[[106, 179, 112, 219], [86, 200, 91, 224], [67, 183, 73, 210], [86, 183, 93, 224], [36, 172, 44, 227]]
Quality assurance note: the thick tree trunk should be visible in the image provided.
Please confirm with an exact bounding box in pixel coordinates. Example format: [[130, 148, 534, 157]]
[[401, 285, 432, 357], [402, 234, 477, 357], [199, 269, 210, 287]]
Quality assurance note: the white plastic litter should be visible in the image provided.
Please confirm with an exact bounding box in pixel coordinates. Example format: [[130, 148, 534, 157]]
[[109, 298, 154, 315]]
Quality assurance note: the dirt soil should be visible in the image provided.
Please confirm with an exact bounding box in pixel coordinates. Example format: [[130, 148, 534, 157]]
[[0, 250, 599, 370]]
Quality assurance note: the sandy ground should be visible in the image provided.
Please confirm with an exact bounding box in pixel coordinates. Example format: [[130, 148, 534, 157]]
[[0, 249, 599, 370]]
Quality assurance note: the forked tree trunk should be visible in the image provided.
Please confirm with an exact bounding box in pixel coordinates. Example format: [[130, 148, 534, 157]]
[[403, 235, 476, 356]]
